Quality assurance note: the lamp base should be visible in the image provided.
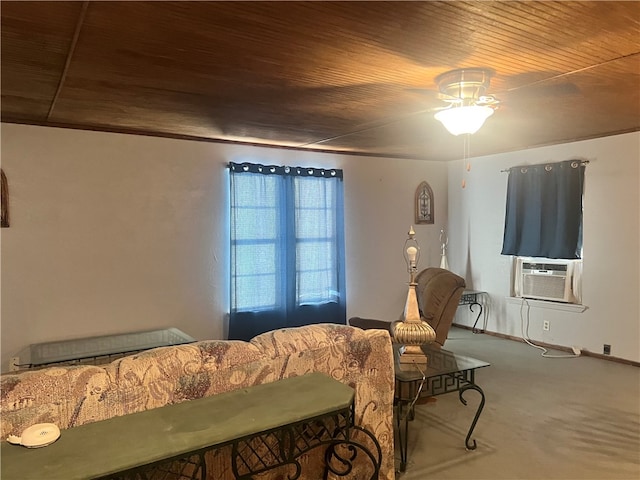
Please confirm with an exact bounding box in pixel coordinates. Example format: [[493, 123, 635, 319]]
[[392, 319, 436, 346], [398, 344, 429, 367]]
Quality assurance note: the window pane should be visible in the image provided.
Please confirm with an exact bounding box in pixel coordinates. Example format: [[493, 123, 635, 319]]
[[295, 177, 334, 208], [297, 241, 336, 304], [234, 207, 277, 240], [232, 243, 278, 310], [233, 243, 276, 276], [292, 176, 340, 305], [233, 175, 278, 207], [297, 209, 335, 238], [232, 175, 279, 241], [234, 274, 277, 310], [231, 172, 281, 311]]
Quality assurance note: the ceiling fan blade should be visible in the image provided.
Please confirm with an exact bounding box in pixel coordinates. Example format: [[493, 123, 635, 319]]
[[509, 82, 581, 98], [405, 87, 438, 96], [495, 70, 582, 99], [404, 88, 464, 114], [405, 87, 463, 101]]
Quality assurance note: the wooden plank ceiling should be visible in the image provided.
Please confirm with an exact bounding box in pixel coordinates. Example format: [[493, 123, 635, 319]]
[[2, 1, 639, 160]]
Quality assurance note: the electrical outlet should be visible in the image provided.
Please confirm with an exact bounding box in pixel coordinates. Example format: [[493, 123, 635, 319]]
[[543, 320, 550, 331], [9, 357, 20, 372], [603, 344, 611, 355]]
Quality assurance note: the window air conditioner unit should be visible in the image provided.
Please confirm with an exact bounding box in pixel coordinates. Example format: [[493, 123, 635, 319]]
[[514, 257, 579, 303]]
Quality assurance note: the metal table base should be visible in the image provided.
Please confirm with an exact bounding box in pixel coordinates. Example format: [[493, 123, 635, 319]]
[[393, 345, 489, 472], [459, 290, 488, 334]]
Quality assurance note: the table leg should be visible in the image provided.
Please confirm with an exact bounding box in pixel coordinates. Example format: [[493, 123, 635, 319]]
[[470, 302, 483, 333], [395, 401, 410, 472], [458, 384, 486, 450], [324, 424, 382, 479]]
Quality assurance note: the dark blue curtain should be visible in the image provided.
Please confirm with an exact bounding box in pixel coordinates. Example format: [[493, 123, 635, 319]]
[[229, 162, 346, 341], [501, 159, 585, 259]]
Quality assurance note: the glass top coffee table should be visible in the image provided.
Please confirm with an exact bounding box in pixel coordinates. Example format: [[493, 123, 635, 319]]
[[394, 343, 490, 472], [15, 328, 196, 370]]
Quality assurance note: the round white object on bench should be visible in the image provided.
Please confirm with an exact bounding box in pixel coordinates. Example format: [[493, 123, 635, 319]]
[[6, 423, 60, 448]]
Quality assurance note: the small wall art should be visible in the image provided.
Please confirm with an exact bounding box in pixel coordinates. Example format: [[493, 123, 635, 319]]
[[1, 169, 8, 228], [415, 181, 434, 225]]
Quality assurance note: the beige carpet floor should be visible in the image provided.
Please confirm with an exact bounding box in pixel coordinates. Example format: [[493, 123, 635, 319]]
[[394, 327, 640, 480]]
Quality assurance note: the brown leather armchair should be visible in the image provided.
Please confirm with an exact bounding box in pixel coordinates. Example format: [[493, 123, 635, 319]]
[[349, 267, 466, 348], [414, 267, 466, 347]]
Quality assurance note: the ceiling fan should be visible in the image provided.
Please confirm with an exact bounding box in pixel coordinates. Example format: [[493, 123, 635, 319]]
[[430, 68, 500, 135], [433, 67, 500, 108], [304, 66, 580, 148]]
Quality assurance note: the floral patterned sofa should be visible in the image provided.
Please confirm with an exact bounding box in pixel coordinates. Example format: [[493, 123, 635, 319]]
[[1, 323, 395, 479]]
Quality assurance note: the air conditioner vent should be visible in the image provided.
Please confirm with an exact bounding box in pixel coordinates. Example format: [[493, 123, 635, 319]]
[[515, 257, 578, 303], [522, 273, 568, 301]]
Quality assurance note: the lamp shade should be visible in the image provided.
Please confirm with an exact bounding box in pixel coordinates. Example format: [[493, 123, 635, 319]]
[[434, 105, 494, 136]]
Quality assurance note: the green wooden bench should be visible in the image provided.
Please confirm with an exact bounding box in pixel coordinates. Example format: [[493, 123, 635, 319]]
[[1, 372, 381, 479]]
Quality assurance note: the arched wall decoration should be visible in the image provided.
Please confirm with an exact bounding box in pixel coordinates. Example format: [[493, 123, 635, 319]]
[[1, 169, 8, 228], [415, 181, 434, 224]]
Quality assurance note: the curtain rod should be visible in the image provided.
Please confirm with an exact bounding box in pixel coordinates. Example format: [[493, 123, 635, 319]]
[[501, 160, 589, 173]]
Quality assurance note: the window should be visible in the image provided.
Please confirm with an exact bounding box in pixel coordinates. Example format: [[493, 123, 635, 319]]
[[502, 159, 586, 304], [229, 162, 346, 340], [501, 159, 586, 259]]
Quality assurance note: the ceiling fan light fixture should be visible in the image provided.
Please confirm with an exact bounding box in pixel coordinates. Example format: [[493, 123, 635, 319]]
[[434, 105, 494, 136]]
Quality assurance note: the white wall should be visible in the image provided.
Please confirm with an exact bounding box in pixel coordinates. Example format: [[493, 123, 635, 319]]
[[448, 132, 640, 363], [0, 123, 448, 371], [4, 124, 636, 370]]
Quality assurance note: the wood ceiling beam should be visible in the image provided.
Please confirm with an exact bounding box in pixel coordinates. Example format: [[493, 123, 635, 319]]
[[48, 1, 89, 120]]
